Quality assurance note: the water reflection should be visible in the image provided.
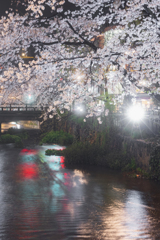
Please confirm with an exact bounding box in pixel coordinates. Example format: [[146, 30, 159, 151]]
[[13, 181, 41, 239], [1, 145, 160, 239], [16, 149, 39, 180], [0, 149, 7, 240]]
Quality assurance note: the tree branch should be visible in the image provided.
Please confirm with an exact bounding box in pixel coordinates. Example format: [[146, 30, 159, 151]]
[[31, 41, 59, 46], [31, 39, 97, 51], [66, 21, 97, 52]]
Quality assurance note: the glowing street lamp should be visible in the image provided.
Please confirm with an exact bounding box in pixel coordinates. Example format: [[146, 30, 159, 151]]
[[127, 105, 145, 122], [76, 106, 84, 112], [23, 92, 35, 104], [73, 103, 86, 115]]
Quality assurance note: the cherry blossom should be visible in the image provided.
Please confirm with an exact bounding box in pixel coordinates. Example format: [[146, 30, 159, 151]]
[[0, 0, 160, 122]]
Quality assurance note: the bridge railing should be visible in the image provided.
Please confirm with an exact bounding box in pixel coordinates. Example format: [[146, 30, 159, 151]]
[[0, 105, 46, 111]]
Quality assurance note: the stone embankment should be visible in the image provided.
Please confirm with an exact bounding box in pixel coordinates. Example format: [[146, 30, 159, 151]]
[[121, 136, 155, 171], [39, 116, 160, 172]]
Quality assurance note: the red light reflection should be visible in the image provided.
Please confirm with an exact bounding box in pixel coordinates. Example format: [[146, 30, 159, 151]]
[[17, 163, 39, 179], [60, 156, 65, 169], [60, 156, 65, 163], [20, 149, 38, 156]]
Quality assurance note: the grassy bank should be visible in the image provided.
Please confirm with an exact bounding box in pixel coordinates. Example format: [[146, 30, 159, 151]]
[[40, 129, 151, 177], [62, 142, 152, 179], [39, 122, 159, 181], [0, 128, 31, 148], [0, 133, 23, 148], [40, 130, 74, 146], [62, 141, 128, 169], [0, 128, 42, 148]]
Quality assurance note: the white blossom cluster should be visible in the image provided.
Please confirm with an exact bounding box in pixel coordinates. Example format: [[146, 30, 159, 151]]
[[0, 0, 160, 122]]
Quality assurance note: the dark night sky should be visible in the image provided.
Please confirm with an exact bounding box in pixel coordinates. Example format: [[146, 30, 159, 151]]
[[0, 0, 79, 17], [0, 0, 28, 17], [0, 0, 10, 16]]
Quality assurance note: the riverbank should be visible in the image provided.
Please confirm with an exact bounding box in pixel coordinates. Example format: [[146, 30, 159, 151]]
[[9, 127, 159, 182], [21, 129, 41, 148]]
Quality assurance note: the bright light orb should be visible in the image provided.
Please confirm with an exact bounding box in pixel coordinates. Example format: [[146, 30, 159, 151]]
[[127, 105, 145, 122], [73, 103, 85, 115], [76, 106, 83, 112], [23, 92, 35, 104], [16, 124, 21, 129]]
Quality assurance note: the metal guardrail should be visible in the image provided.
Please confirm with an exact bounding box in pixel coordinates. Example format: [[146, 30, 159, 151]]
[[0, 105, 45, 112]]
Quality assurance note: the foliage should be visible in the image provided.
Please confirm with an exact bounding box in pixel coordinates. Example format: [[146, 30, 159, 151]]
[[63, 140, 129, 170], [0, 134, 23, 148], [61, 126, 140, 171], [136, 167, 142, 173], [99, 91, 116, 113], [122, 125, 152, 139], [69, 115, 86, 127], [63, 142, 104, 165], [122, 157, 136, 171], [40, 130, 73, 145], [6, 128, 29, 140], [149, 145, 160, 180], [45, 149, 64, 156]]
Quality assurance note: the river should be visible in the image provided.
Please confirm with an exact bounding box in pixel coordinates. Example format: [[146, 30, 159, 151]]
[[0, 144, 160, 240]]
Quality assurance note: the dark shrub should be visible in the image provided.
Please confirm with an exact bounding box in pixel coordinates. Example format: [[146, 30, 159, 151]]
[[45, 149, 64, 156], [40, 130, 73, 145], [149, 145, 160, 180], [6, 128, 28, 139], [0, 134, 13, 143], [63, 142, 107, 165], [63, 140, 131, 170], [0, 134, 23, 148]]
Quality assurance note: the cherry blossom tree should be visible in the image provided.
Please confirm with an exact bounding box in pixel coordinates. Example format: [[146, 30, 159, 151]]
[[0, 0, 160, 122]]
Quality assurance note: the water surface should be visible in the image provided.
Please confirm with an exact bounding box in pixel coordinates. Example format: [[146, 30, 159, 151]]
[[0, 144, 160, 239]]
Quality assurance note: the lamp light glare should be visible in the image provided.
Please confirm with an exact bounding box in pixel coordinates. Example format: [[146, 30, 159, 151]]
[[16, 124, 21, 129], [76, 106, 83, 112], [127, 105, 145, 122]]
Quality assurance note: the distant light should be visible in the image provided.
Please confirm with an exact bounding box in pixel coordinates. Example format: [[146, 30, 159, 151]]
[[73, 103, 86, 116], [77, 75, 82, 80], [75, 105, 84, 113], [23, 92, 35, 104], [16, 124, 20, 129], [127, 105, 145, 122], [11, 122, 16, 124], [77, 106, 83, 112]]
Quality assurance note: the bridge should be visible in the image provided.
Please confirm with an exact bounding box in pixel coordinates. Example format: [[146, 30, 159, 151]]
[[0, 105, 45, 132], [1, 104, 160, 136]]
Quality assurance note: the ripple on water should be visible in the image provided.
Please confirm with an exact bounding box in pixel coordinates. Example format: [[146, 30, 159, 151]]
[[0, 145, 160, 239]]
